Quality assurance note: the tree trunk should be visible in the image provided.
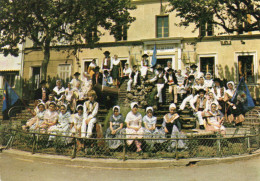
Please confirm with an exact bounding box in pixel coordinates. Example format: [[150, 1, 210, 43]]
[[41, 44, 50, 81]]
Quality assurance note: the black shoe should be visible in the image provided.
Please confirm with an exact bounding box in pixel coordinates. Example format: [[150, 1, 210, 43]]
[[199, 125, 205, 129]]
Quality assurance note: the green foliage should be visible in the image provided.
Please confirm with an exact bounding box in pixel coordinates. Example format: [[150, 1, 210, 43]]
[[168, 0, 260, 34], [0, 0, 136, 80], [146, 87, 157, 106]]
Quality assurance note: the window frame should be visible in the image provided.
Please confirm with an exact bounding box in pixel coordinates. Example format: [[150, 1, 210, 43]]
[[57, 64, 72, 82], [156, 15, 169, 38]]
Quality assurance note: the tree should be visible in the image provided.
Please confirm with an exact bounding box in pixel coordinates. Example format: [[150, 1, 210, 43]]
[[0, 0, 135, 80], [168, 0, 260, 35]]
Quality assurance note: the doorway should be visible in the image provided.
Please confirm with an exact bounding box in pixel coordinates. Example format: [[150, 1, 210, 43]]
[[200, 57, 215, 77], [32, 67, 41, 89]]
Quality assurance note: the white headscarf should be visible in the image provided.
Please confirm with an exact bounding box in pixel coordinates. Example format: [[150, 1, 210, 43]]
[[227, 81, 235, 89], [169, 103, 176, 110], [60, 104, 67, 111], [146, 106, 153, 113], [76, 104, 83, 111], [130, 102, 138, 109], [113, 105, 120, 113]]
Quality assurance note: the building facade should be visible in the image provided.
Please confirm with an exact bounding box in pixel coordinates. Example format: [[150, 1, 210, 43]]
[[23, 0, 260, 100], [0, 43, 24, 96]]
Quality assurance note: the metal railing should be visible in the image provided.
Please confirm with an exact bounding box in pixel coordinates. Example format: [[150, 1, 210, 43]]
[[1, 128, 259, 160]]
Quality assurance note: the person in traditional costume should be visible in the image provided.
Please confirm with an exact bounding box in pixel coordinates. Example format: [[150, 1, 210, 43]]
[[224, 81, 245, 126], [110, 54, 122, 87], [143, 107, 165, 147], [166, 68, 178, 103], [105, 106, 125, 149], [125, 102, 144, 153], [53, 80, 65, 100], [140, 54, 149, 80], [40, 102, 59, 132], [204, 103, 225, 134], [162, 103, 186, 150], [88, 59, 97, 78], [147, 67, 167, 104], [82, 90, 99, 138], [70, 72, 82, 89]]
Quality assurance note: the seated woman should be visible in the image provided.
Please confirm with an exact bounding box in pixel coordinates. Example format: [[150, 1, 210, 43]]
[[224, 81, 245, 126], [105, 106, 124, 150], [45, 94, 56, 109], [143, 107, 165, 147], [71, 105, 84, 137], [40, 102, 59, 132], [53, 80, 65, 100], [162, 103, 186, 150], [22, 102, 46, 131], [204, 103, 225, 134], [48, 104, 71, 144], [48, 104, 71, 135], [125, 102, 144, 153]]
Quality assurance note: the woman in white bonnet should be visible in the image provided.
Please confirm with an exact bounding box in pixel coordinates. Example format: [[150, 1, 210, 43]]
[[224, 81, 245, 125], [125, 102, 144, 153], [204, 103, 225, 134], [143, 107, 165, 147], [162, 103, 186, 150], [105, 105, 125, 149]]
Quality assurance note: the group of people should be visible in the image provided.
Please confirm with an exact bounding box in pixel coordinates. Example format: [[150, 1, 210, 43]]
[[21, 52, 248, 153]]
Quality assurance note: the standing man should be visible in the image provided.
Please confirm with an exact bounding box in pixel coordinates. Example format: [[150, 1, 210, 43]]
[[140, 54, 149, 81], [101, 51, 111, 73]]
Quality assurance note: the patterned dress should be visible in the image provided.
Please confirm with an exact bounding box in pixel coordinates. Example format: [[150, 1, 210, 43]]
[[105, 114, 125, 149], [143, 115, 165, 145], [162, 113, 186, 149], [125, 111, 144, 145]]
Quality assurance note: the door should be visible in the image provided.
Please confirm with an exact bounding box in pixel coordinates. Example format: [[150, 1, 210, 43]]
[[200, 57, 215, 77], [156, 58, 172, 69], [238, 55, 254, 83], [32, 67, 41, 89]]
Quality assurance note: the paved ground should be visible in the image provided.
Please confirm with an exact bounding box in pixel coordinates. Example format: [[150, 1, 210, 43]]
[[0, 152, 259, 181]]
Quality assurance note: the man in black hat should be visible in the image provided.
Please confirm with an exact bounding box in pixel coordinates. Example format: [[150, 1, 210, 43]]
[[70, 72, 82, 89], [190, 64, 200, 78], [140, 54, 149, 80], [147, 67, 167, 104], [34, 80, 51, 103], [192, 88, 207, 129], [127, 65, 140, 91], [211, 78, 226, 113], [102, 51, 111, 72], [179, 75, 196, 111]]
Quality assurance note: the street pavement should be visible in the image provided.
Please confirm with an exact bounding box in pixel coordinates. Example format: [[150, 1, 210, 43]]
[[0, 152, 259, 181]]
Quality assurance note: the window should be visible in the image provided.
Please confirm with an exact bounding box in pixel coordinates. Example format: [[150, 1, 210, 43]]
[[85, 26, 98, 44], [114, 25, 128, 41], [200, 21, 213, 36], [238, 55, 254, 83], [58, 64, 71, 81], [200, 57, 215, 76], [1, 71, 19, 88], [156, 16, 169, 38]]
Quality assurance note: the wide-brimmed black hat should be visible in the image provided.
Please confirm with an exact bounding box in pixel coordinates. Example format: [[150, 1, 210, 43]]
[[188, 75, 195, 80], [40, 80, 47, 85], [190, 64, 198, 68], [74, 72, 80, 76], [197, 88, 206, 94], [167, 68, 173, 72], [103, 51, 110, 55], [157, 67, 163, 71], [213, 78, 221, 83], [94, 66, 100, 71], [142, 54, 149, 58]]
